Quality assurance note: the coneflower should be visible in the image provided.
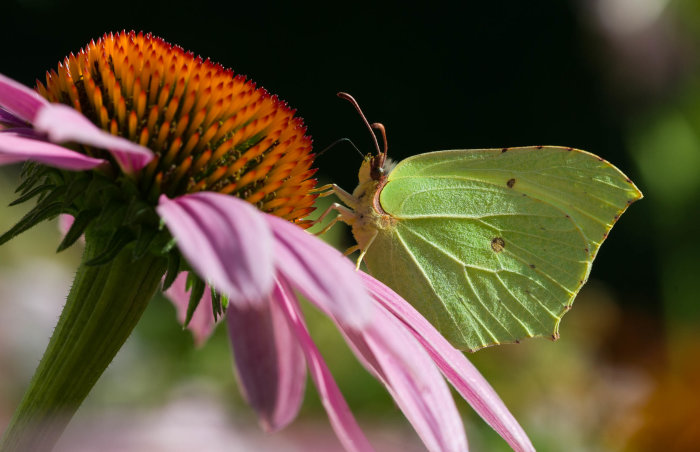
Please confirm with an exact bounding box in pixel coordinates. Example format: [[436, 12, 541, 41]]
[[0, 31, 533, 452]]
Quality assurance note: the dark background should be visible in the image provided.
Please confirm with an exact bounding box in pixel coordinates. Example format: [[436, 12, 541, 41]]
[[2, 1, 698, 450]]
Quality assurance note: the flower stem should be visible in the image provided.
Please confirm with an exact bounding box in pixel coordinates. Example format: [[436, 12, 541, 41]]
[[0, 231, 166, 452]]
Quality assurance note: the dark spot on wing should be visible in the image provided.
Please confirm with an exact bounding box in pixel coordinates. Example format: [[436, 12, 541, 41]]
[[529, 264, 536, 269], [506, 178, 516, 188], [536, 145, 543, 149], [491, 237, 505, 253], [567, 147, 574, 151], [501, 148, 508, 153]]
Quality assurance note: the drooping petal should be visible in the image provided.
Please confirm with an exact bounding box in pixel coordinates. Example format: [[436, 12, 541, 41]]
[[274, 278, 375, 452], [1, 127, 43, 139], [0, 133, 106, 170], [265, 214, 372, 329], [227, 281, 306, 432], [157, 193, 274, 308], [0, 106, 28, 128], [33, 103, 153, 173], [359, 272, 535, 452], [0, 73, 48, 123], [340, 308, 468, 452], [163, 273, 217, 346], [57, 214, 74, 236]]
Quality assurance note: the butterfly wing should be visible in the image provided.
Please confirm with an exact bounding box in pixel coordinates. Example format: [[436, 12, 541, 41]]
[[364, 146, 641, 351]]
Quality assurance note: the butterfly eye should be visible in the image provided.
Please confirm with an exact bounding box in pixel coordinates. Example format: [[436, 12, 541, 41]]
[[370, 155, 386, 181]]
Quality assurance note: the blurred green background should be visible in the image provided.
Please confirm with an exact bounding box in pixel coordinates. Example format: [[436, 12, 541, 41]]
[[1, 0, 699, 450]]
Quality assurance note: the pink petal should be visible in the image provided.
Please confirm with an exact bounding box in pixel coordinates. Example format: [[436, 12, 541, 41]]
[[58, 214, 75, 236], [360, 272, 535, 452], [275, 279, 375, 452], [163, 273, 217, 347], [33, 103, 153, 173], [0, 73, 48, 122], [265, 215, 372, 329], [0, 133, 106, 170], [227, 281, 306, 432], [157, 193, 274, 308], [0, 107, 28, 127], [340, 308, 468, 452]]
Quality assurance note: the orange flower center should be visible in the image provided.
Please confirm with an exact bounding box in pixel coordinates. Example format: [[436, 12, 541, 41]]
[[36, 31, 317, 225]]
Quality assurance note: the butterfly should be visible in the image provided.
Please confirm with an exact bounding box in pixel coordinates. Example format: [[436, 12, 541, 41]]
[[315, 93, 642, 351]]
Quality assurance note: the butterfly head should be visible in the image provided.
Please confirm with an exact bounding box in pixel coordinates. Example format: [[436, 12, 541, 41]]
[[358, 153, 386, 185], [362, 152, 395, 182]]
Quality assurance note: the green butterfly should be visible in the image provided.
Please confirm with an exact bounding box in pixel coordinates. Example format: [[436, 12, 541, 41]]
[[317, 93, 642, 351]]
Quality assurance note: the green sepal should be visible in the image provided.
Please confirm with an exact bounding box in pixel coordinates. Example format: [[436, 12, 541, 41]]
[[93, 200, 128, 228], [0, 186, 68, 246], [162, 251, 181, 292], [14, 163, 58, 194], [184, 272, 205, 327], [56, 209, 100, 252], [84, 176, 121, 205], [15, 162, 39, 193], [85, 228, 135, 266], [62, 176, 92, 206], [132, 225, 159, 260], [8, 183, 56, 206], [211, 287, 223, 320], [161, 237, 177, 254]]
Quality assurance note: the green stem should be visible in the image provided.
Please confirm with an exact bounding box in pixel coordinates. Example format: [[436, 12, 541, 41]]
[[0, 231, 166, 452]]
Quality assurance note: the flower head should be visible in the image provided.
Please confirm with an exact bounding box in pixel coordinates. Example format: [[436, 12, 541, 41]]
[[0, 31, 533, 451]]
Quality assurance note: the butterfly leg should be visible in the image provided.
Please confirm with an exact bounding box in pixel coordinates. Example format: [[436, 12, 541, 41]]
[[330, 185, 360, 210], [310, 183, 336, 196], [311, 183, 360, 209], [308, 203, 357, 235], [343, 244, 360, 256], [314, 215, 341, 236], [353, 230, 377, 270]]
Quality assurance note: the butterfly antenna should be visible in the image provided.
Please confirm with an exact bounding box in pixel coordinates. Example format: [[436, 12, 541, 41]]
[[337, 92, 382, 156], [316, 137, 364, 159], [371, 122, 388, 166]]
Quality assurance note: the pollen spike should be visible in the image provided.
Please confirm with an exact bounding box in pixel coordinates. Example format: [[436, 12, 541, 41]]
[[147, 106, 159, 132], [191, 149, 212, 173], [164, 96, 180, 123], [198, 123, 219, 151], [174, 114, 190, 139], [139, 128, 149, 146], [128, 111, 138, 140], [157, 83, 171, 111], [182, 133, 200, 157], [155, 120, 171, 150]]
